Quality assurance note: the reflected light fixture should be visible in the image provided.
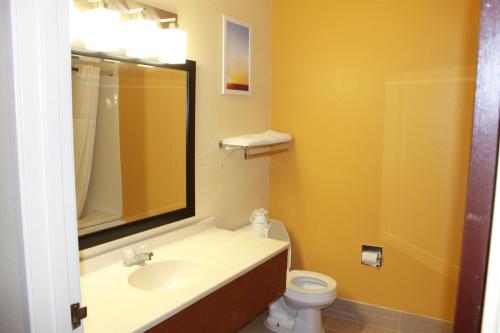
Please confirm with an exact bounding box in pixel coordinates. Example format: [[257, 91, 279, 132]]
[[158, 22, 187, 64], [123, 9, 159, 58], [82, 2, 121, 52], [70, 9, 85, 45]]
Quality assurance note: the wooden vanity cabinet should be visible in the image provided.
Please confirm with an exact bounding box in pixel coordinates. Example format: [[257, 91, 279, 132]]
[[146, 250, 288, 333]]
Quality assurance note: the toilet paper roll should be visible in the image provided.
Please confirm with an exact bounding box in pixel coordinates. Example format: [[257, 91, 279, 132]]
[[361, 251, 380, 267]]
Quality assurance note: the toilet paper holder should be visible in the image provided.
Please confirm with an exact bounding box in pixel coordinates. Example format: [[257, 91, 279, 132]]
[[361, 245, 383, 268]]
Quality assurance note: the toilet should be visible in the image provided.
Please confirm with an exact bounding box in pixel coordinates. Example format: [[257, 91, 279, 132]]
[[238, 220, 337, 333]]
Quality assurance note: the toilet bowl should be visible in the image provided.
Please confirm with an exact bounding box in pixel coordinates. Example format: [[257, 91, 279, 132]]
[[237, 220, 337, 333]]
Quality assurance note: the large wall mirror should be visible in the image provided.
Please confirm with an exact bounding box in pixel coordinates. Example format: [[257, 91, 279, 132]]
[[73, 52, 195, 250]]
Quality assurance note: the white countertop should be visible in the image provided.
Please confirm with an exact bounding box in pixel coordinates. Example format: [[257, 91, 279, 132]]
[[80, 219, 289, 333]]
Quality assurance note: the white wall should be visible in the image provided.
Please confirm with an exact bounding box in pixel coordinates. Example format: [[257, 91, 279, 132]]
[[144, 0, 272, 230], [0, 1, 29, 332]]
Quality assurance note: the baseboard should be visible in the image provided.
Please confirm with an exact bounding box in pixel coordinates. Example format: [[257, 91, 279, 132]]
[[323, 298, 453, 333]]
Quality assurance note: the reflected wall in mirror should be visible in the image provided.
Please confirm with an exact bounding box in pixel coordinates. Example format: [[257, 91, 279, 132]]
[[72, 53, 195, 249]]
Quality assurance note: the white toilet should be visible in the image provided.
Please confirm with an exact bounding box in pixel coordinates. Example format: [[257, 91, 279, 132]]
[[238, 220, 337, 333]]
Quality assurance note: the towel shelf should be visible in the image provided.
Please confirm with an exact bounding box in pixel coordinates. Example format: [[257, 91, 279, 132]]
[[218, 130, 292, 160], [218, 141, 291, 160]]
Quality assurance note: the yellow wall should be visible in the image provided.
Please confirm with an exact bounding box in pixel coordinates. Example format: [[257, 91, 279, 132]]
[[119, 63, 187, 223], [270, 0, 480, 321]]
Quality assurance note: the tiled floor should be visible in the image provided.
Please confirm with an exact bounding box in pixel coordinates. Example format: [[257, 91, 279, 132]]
[[239, 313, 398, 333]]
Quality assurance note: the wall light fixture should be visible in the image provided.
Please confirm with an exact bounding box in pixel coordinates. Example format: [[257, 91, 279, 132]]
[[72, 0, 187, 63], [123, 9, 159, 58], [158, 21, 187, 64], [82, 3, 121, 52]]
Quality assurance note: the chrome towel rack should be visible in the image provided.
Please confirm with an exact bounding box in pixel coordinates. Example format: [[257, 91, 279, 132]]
[[218, 141, 291, 160]]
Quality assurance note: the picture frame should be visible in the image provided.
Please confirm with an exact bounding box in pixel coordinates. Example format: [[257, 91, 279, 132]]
[[222, 15, 252, 95]]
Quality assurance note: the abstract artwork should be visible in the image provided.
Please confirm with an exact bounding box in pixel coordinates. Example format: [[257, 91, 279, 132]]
[[222, 16, 251, 95]]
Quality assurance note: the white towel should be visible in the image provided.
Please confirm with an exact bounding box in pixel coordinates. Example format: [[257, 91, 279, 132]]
[[221, 130, 292, 148]]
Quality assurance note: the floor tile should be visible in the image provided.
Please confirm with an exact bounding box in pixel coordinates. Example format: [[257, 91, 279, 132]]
[[326, 317, 400, 333], [239, 312, 401, 333], [400, 313, 452, 333], [238, 313, 271, 333], [324, 316, 367, 332]]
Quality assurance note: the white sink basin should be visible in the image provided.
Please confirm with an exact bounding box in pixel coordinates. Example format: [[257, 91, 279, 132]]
[[128, 260, 204, 292]]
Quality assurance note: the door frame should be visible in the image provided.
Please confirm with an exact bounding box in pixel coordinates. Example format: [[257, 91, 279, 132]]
[[482, 145, 500, 332], [454, 1, 500, 332], [7, 0, 82, 331]]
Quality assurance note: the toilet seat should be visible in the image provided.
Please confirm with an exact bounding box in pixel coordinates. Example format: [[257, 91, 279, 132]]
[[284, 270, 337, 311], [265, 222, 337, 298], [287, 270, 337, 295], [286, 270, 337, 300]]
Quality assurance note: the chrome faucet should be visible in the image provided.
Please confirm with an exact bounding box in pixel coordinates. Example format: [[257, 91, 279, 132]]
[[122, 247, 154, 267]]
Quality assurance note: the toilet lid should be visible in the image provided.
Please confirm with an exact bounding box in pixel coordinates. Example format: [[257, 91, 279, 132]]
[[266, 221, 291, 271]]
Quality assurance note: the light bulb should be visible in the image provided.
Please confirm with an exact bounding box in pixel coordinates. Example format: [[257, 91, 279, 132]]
[[157, 27, 187, 64], [123, 18, 158, 58], [82, 7, 121, 52], [70, 9, 85, 45]]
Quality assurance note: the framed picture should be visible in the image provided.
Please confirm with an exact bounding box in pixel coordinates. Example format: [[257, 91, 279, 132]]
[[222, 15, 251, 95]]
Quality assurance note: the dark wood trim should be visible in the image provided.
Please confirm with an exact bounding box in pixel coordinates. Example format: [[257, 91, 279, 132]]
[[146, 250, 288, 333], [74, 52, 196, 250], [454, 1, 500, 332]]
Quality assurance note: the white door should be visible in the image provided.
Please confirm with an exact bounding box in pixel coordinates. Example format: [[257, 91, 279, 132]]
[[5, 0, 83, 331]]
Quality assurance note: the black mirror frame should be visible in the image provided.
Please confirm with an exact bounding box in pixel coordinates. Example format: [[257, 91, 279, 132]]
[[73, 51, 196, 250]]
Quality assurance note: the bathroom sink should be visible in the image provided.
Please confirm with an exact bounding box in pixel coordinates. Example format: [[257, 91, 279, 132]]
[[128, 260, 204, 292]]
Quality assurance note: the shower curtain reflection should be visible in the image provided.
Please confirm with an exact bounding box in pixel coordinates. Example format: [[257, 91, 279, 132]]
[[71, 65, 100, 219]]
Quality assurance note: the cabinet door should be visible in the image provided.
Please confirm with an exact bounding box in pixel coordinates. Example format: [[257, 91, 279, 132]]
[[147, 250, 288, 333]]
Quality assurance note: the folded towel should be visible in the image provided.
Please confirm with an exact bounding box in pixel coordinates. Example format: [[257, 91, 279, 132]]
[[221, 130, 292, 148]]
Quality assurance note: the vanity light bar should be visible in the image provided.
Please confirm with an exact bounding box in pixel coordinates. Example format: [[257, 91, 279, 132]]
[[72, 0, 186, 64]]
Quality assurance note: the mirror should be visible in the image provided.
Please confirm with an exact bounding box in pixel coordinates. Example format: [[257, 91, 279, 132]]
[[72, 53, 195, 249]]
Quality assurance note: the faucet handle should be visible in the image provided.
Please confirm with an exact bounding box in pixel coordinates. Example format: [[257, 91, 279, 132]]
[[137, 245, 153, 260]]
